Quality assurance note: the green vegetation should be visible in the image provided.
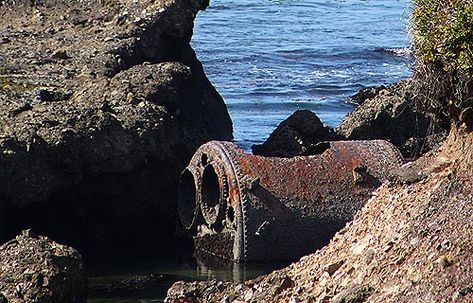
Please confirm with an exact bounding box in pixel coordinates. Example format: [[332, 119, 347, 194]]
[[413, 0, 473, 72], [412, 0, 473, 121]]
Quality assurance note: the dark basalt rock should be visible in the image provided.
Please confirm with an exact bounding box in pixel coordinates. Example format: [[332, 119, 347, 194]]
[[349, 85, 386, 106], [253, 80, 448, 162], [337, 80, 448, 159], [0, 230, 87, 303], [0, 0, 232, 262], [252, 110, 338, 157]]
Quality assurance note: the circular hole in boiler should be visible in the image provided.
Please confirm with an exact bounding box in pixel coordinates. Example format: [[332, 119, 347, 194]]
[[201, 154, 208, 166], [201, 164, 221, 221], [177, 169, 197, 229], [227, 206, 235, 223]]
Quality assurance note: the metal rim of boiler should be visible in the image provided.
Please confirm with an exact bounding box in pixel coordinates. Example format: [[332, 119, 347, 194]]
[[177, 167, 202, 230], [200, 162, 229, 227], [195, 141, 248, 262], [182, 140, 405, 263]]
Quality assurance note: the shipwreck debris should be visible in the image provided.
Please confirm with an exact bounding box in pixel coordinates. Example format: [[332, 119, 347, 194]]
[[178, 140, 403, 262]]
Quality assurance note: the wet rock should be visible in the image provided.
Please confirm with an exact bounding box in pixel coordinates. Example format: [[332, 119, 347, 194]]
[[166, 280, 242, 303], [252, 110, 338, 157], [338, 80, 448, 159], [0, 230, 86, 303], [0, 0, 232, 261]]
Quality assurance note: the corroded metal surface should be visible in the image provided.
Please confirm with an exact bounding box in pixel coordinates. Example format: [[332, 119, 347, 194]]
[[177, 140, 403, 262]]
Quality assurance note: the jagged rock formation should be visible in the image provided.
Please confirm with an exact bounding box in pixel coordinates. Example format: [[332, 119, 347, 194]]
[[0, 0, 232, 261], [251, 110, 338, 158], [337, 80, 447, 159], [0, 230, 87, 303], [253, 81, 448, 160], [166, 124, 473, 303]]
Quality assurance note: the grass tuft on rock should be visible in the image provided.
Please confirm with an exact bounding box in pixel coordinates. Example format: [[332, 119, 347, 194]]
[[412, 0, 473, 124]]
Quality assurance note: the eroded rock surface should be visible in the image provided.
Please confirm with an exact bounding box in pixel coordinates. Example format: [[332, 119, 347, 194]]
[[252, 110, 338, 157], [254, 81, 448, 159], [0, 0, 232, 260], [348, 85, 386, 106], [337, 80, 447, 159], [0, 230, 87, 303]]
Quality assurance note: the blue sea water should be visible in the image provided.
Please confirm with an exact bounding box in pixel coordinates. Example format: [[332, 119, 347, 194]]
[[191, 0, 413, 151]]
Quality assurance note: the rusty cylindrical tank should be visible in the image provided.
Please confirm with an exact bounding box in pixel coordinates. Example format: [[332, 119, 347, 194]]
[[178, 140, 402, 262]]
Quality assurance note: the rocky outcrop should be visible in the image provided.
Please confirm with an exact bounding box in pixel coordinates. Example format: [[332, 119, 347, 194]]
[[348, 85, 386, 106], [337, 80, 447, 159], [252, 110, 338, 157], [166, 126, 473, 303], [0, 230, 87, 303], [0, 0, 232, 260], [253, 81, 448, 160]]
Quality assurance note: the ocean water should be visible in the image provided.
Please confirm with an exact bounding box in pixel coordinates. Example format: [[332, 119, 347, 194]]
[[191, 0, 413, 151]]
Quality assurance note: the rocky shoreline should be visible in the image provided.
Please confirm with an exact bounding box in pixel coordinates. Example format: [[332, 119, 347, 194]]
[[1, 0, 472, 302], [253, 80, 448, 160]]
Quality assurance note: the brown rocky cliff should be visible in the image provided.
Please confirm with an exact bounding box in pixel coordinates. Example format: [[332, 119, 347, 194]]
[[0, 0, 232, 261], [166, 124, 473, 302]]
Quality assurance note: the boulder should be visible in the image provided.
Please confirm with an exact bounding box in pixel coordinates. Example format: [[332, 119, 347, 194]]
[[0, 230, 87, 303], [337, 80, 447, 159], [0, 0, 232, 261], [252, 110, 338, 157]]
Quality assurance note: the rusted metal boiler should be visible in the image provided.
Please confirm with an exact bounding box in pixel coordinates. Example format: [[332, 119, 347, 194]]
[[178, 140, 402, 262]]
